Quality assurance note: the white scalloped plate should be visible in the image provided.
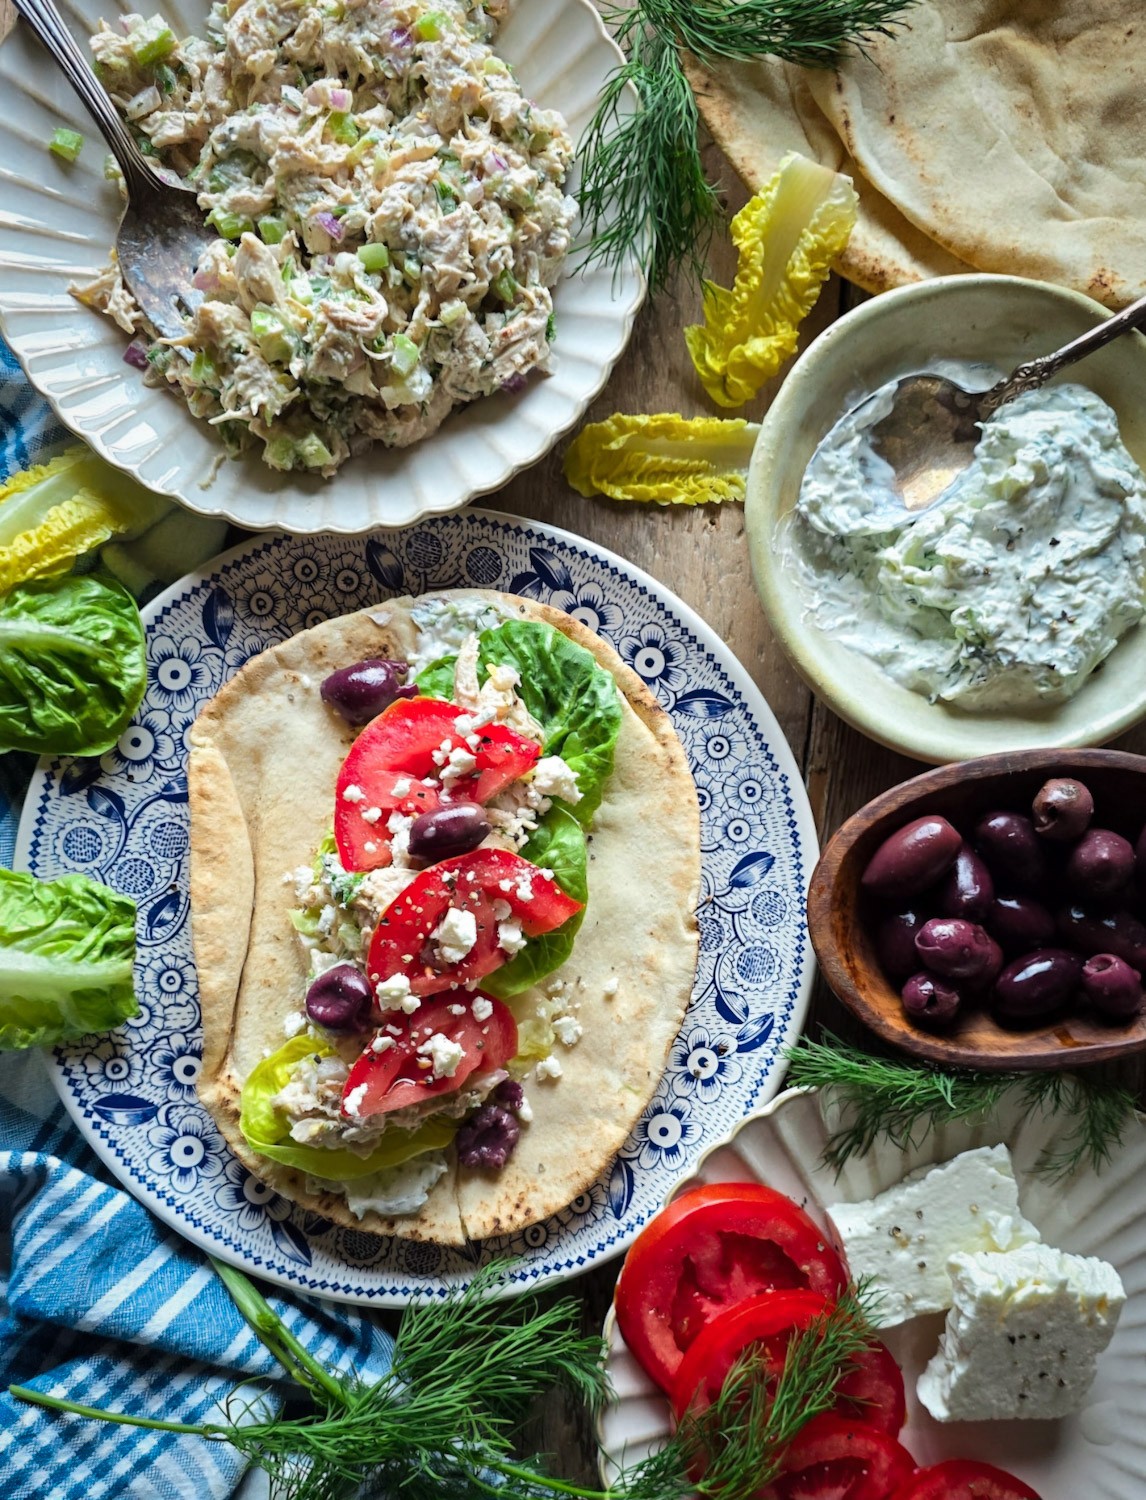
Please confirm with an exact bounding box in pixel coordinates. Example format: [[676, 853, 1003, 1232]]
[[0, 0, 642, 534], [599, 1086, 1146, 1500]]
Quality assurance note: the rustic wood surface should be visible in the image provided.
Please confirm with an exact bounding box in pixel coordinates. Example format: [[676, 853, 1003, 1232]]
[[6, 1, 1146, 1488]]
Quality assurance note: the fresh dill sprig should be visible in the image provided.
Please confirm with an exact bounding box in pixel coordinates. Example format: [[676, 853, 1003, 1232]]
[[576, 0, 916, 291], [786, 1032, 1137, 1180], [10, 1257, 886, 1500]]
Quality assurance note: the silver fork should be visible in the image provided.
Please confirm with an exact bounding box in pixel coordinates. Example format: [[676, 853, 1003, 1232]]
[[15, 0, 215, 339]]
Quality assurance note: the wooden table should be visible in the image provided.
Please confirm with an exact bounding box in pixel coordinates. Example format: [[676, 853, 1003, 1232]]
[[7, 3, 1146, 1487]]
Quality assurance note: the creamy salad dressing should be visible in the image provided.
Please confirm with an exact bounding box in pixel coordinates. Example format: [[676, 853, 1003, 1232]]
[[783, 378, 1146, 710]]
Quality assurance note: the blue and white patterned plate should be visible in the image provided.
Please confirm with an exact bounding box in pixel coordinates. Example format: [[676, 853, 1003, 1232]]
[[16, 513, 818, 1305]]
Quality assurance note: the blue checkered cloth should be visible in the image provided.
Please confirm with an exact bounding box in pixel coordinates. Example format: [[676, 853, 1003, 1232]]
[[0, 339, 396, 1497]]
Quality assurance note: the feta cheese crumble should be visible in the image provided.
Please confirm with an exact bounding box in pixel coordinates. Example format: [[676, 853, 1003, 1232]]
[[531, 755, 582, 805], [497, 919, 527, 956], [552, 1014, 583, 1047], [375, 973, 419, 1014], [471, 996, 493, 1022], [432, 906, 477, 966], [417, 1032, 465, 1080], [535, 1056, 563, 1080], [342, 784, 366, 803], [343, 1082, 368, 1118]]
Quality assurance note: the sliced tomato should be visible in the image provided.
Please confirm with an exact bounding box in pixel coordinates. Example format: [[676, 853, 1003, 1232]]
[[761, 1416, 915, 1500], [888, 1461, 1041, 1500], [614, 1184, 847, 1393], [366, 848, 583, 997], [335, 698, 540, 872], [670, 1291, 904, 1438], [341, 993, 518, 1119]]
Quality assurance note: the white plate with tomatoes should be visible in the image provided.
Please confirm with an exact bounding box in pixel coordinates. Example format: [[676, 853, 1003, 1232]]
[[599, 1085, 1146, 1500], [17, 514, 818, 1303]]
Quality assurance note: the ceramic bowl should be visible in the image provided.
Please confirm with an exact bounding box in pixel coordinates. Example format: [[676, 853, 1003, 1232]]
[[808, 748, 1146, 1070], [0, 0, 642, 534], [599, 1085, 1146, 1500], [745, 274, 1146, 764]]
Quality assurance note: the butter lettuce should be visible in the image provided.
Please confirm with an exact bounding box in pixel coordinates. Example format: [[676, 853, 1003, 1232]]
[[0, 867, 137, 1050], [564, 413, 760, 505], [0, 575, 146, 755], [685, 151, 858, 408], [483, 806, 587, 999], [240, 1034, 456, 1181]]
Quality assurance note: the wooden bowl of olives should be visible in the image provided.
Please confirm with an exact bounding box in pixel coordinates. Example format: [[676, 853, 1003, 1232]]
[[807, 749, 1146, 1069]]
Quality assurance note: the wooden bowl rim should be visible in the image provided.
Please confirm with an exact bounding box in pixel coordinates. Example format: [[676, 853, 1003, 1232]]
[[809, 748, 1146, 1070]]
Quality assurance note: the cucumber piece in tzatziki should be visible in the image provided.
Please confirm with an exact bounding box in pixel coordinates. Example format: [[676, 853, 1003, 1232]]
[[783, 381, 1146, 711]]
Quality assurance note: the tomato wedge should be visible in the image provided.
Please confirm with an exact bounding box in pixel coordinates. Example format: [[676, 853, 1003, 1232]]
[[614, 1184, 847, 1393], [669, 1291, 905, 1437], [761, 1416, 915, 1500], [887, 1461, 1041, 1500], [367, 848, 583, 996], [341, 993, 518, 1119], [335, 697, 541, 871]]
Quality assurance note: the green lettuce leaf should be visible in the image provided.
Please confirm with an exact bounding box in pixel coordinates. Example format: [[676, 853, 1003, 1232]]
[[418, 619, 622, 823], [0, 867, 137, 1050], [0, 574, 146, 755], [239, 1034, 457, 1181], [483, 806, 587, 999]]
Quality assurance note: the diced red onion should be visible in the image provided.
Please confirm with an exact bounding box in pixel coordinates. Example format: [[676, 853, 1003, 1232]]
[[388, 24, 412, 51], [192, 267, 220, 292], [126, 85, 162, 120], [122, 341, 149, 370], [329, 87, 352, 111], [315, 211, 344, 242], [484, 149, 507, 174], [303, 81, 328, 107], [501, 372, 528, 394]]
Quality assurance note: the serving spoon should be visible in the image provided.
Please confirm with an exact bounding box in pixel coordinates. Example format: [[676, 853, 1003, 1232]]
[[15, 0, 215, 340], [868, 288, 1146, 511]]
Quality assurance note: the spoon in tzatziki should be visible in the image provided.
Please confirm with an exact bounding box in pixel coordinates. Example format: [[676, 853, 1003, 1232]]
[[868, 288, 1146, 511]]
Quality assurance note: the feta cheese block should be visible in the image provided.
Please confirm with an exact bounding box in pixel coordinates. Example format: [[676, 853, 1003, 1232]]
[[827, 1145, 1041, 1327], [918, 1243, 1126, 1421]]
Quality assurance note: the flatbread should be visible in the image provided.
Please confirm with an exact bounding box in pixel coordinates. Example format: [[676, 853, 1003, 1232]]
[[190, 591, 700, 1245], [806, 0, 1146, 309], [686, 53, 974, 295]]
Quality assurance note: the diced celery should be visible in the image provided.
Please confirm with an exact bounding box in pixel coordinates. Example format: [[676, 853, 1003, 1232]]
[[258, 215, 287, 245], [482, 56, 508, 75], [356, 243, 390, 272], [146, 345, 175, 374], [206, 207, 254, 239], [327, 111, 358, 146], [434, 180, 458, 212], [103, 154, 122, 181], [390, 333, 419, 378], [395, 252, 421, 288], [492, 267, 518, 304], [188, 350, 217, 385], [371, 148, 391, 178], [330, 204, 349, 218], [546, 311, 556, 343], [440, 299, 466, 327], [49, 128, 83, 164], [154, 63, 177, 94], [290, 277, 314, 304], [345, 128, 381, 167], [298, 433, 335, 469], [130, 16, 177, 67], [250, 306, 293, 364], [264, 434, 298, 470], [412, 10, 448, 41]]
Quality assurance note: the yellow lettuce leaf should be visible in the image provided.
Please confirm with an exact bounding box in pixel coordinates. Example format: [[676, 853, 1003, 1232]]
[[685, 152, 858, 409], [0, 446, 170, 594], [563, 413, 760, 505]]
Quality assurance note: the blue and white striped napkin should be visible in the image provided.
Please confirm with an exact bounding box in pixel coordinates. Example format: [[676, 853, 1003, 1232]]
[[0, 338, 396, 1498]]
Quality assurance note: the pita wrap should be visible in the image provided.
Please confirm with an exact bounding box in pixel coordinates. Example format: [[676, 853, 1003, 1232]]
[[806, 0, 1146, 308], [190, 590, 700, 1245], [686, 54, 973, 295]]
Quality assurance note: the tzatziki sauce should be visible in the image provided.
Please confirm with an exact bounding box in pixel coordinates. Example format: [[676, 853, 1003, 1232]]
[[782, 378, 1146, 711]]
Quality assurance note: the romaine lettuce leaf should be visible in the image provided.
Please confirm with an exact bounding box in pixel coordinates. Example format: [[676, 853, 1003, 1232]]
[[483, 806, 587, 999], [239, 1034, 457, 1180], [0, 867, 137, 1050], [0, 575, 146, 755], [564, 413, 760, 505]]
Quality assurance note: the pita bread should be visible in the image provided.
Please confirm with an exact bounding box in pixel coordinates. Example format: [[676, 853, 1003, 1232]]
[[806, 0, 1146, 309], [190, 590, 700, 1245], [686, 53, 974, 295]]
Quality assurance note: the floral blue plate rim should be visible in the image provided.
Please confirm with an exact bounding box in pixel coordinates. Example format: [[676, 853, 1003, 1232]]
[[16, 509, 818, 1305]]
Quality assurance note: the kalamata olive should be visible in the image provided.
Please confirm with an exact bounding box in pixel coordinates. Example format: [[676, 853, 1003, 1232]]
[[1135, 824, 1146, 883], [1056, 905, 1146, 970], [938, 842, 995, 922], [861, 816, 962, 901], [456, 1103, 520, 1169], [993, 948, 1082, 1023], [320, 658, 411, 725], [915, 918, 1002, 982], [1081, 954, 1144, 1020], [1066, 828, 1135, 904], [494, 1078, 525, 1113], [1032, 777, 1094, 842], [901, 972, 961, 1028], [305, 964, 374, 1031], [973, 811, 1047, 891], [876, 911, 928, 984], [408, 802, 491, 861], [986, 894, 1056, 957]]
